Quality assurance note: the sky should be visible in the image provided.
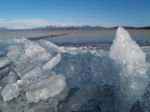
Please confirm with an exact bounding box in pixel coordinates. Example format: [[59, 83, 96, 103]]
[[0, 0, 150, 29]]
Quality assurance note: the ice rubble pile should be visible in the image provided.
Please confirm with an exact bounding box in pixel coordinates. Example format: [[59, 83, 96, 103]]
[[0, 27, 150, 112], [2, 39, 66, 102], [0, 39, 68, 112]]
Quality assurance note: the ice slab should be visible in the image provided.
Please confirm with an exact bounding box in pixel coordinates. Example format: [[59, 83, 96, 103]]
[[7, 45, 24, 63], [26, 75, 66, 103], [2, 83, 21, 101], [110, 27, 146, 68], [42, 53, 61, 71], [37, 39, 60, 53], [24, 41, 51, 61], [6, 39, 61, 77], [110, 27, 149, 112]]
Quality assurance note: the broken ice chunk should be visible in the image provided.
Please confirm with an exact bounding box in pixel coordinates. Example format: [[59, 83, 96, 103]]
[[25, 41, 51, 62], [16, 69, 58, 92], [110, 27, 149, 112], [24, 41, 50, 60], [42, 54, 61, 71], [7, 45, 24, 63], [20, 67, 44, 85], [2, 83, 21, 101], [37, 39, 60, 53], [16, 67, 53, 91], [26, 75, 66, 103], [110, 27, 146, 69], [14, 55, 34, 77], [37, 52, 51, 62]]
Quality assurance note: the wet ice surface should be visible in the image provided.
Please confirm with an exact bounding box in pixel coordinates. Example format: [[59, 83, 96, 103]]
[[0, 27, 150, 112]]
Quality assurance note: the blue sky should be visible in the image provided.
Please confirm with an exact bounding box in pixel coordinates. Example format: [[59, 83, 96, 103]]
[[0, 0, 150, 28]]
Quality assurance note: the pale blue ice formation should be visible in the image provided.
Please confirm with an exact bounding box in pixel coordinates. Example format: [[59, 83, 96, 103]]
[[0, 27, 150, 112]]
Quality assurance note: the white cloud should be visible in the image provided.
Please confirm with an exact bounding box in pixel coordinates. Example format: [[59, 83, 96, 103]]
[[0, 21, 4, 24], [0, 18, 5, 24], [0, 18, 78, 29], [0, 18, 52, 29], [9, 19, 52, 29]]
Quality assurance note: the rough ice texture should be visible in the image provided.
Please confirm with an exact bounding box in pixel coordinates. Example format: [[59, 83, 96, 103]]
[[26, 75, 66, 103], [7, 45, 24, 63], [42, 53, 61, 71], [110, 27, 149, 112], [110, 27, 146, 69], [0, 27, 150, 112], [61, 82, 100, 112], [2, 83, 21, 101], [1, 38, 66, 105]]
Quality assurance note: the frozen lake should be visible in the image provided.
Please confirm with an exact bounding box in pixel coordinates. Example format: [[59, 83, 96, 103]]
[[0, 29, 150, 44], [0, 28, 150, 50], [48, 29, 150, 44]]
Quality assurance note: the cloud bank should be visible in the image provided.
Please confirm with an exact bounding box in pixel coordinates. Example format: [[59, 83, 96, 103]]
[[0, 18, 78, 29]]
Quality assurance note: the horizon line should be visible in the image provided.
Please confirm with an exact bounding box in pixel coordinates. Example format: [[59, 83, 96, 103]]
[[1, 25, 150, 30]]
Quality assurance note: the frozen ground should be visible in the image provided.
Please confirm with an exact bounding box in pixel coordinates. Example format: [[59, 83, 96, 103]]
[[0, 27, 150, 112]]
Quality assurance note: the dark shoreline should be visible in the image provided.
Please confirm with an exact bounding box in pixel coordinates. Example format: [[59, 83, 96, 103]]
[[28, 32, 70, 41], [28, 28, 93, 40]]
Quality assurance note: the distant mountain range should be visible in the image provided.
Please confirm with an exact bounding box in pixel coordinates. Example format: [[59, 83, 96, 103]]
[[41, 25, 150, 29], [0, 26, 150, 30], [0, 27, 7, 30]]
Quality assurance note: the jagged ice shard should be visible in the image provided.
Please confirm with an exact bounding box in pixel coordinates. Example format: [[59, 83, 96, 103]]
[[110, 27, 149, 112]]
